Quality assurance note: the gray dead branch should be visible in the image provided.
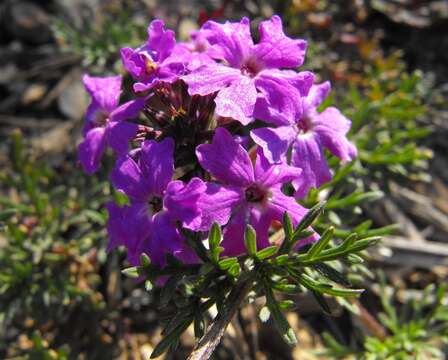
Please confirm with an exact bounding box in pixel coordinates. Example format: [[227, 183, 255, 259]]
[[373, 236, 448, 268], [390, 182, 448, 237]]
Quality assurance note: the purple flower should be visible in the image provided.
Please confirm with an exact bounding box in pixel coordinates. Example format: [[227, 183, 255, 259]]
[[251, 82, 357, 198], [189, 127, 317, 256], [182, 16, 311, 125], [121, 19, 189, 93], [107, 138, 204, 265], [178, 30, 215, 71], [78, 75, 144, 174]]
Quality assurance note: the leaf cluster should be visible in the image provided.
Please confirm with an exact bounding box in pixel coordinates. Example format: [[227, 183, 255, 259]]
[[320, 274, 448, 359], [122, 203, 380, 357], [0, 131, 109, 356], [53, 9, 146, 70]]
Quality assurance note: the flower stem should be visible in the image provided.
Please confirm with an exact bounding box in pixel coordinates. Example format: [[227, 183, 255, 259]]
[[187, 279, 252, 360]]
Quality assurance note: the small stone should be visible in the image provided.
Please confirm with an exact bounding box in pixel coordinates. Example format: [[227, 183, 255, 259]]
[[140, 344, 153, 359], [0, 63, 18, 85], [58, 78, 88, 121], [22, 83, 47, 105]]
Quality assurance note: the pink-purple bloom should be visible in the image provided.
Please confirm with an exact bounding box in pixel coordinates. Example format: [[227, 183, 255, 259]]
[[252, 81, 357, 198], [182, 16, 309, 125], [77, 15, 357, 269], [107, 138, 201, 265], [178, 30, 215, 71], [121, 20, 189, 93], [78, 75, 144, 174], [190, 128, 317, 256]]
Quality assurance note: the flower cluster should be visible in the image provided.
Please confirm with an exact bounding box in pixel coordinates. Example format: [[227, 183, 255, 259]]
[[78, 16, 356, 267]]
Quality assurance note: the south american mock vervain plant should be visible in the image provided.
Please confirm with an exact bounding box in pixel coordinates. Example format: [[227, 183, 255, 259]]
[[78, 16, 376, 359]]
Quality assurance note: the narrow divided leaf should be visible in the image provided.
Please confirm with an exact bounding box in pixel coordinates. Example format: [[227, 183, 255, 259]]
[[265, 285, 297, 346], [295, 202, 325, 233], [272, 283, 302, 294], [218, 257, 237, 270], [307, 226, 334, 259], [208, 222, 222, 251], [159, 276, 179, 307], [279, 300, 296, 310], [297, 273, 363, 298], [340, 233, 358, 250], [194, 313, 205, 338], [313, 263, 351, 287], [256, 246, 278, 260], [151, 318, 192, 358], [140, 253, 151, 267], [121, 266, 140, 278], [228, 263, 241, 277], [145, 280, 153, 291], [312, 291, 332, 315], [244, 225, 257, 256]]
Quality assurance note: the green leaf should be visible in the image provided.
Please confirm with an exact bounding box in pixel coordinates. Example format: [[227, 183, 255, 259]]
[[151, 318, 192, 358], [159, 276, 179, 307], [279, 300, 296, 310], [218, 257, 237, 270], [208, 222, 222, 251], [339, 233, 358, 250], [121, 266, 140, 278], [307, 226, 334, 259], [145, 280, 153, 291], [312, 291, 332, 315], [228, 263, 241, 277], [0, 208, 18, 222], [210, 246, 224, 264], [283, 212, 293, 241], [264, 286, 297, 346], [326, 191, 383, 210], [140, 253, 151, 267], [184, 231, 209, 262], [244, 225, 257, 256], [346, 254, 365, 264], [313, 263, 351, 286], [295, 236, 380, 265], [295, 202, 325, 233], [83, 209, 106, 225], [256, 246, 278, 260], [296, 273, 363, 298], [272, 283, 302, 294], [279, 212, 294, 253], [194, 313, 205, 338], [293, 230, 315, 240], [272, 254, 290, 266]]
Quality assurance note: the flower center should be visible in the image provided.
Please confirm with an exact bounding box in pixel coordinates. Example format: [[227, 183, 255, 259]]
[[149, 196, 163, 213], [94, 112, 109, 126], [240, 58, 262, 78], [145, 58, 158, 75], [194, 41, 208, 53], [245, 185, 266, 203], [296, 114, 313, 135]]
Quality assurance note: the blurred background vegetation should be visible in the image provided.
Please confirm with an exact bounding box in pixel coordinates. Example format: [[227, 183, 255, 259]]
[[0, 0, 447, 359]]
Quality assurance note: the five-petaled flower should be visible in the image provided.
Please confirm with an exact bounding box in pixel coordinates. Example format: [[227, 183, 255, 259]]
[[190, 128, 318, 256], [121, 20, 189, 93], [78, 75, 144, 174], [107, 138, 202, 265], [182, 16, 310, 125], [252, 81, 357, 198]]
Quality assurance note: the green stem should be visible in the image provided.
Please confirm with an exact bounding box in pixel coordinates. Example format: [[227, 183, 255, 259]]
[[187, 279, 252, 360]]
